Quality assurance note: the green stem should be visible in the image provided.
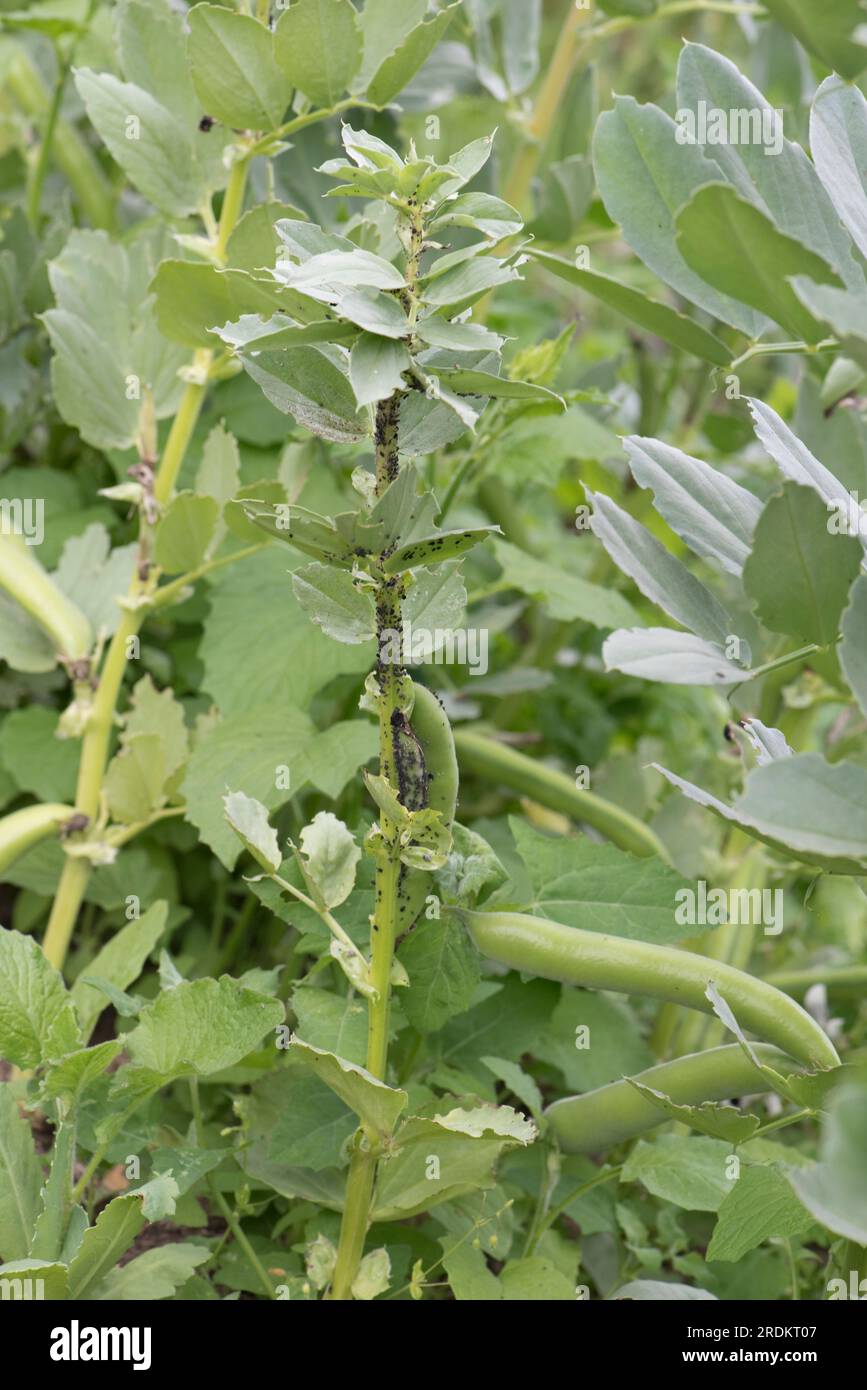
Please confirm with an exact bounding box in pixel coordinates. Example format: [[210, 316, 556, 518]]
[[7, 51, 116, 230], [671, 843, 764, 1057], [764, 965, 867, 995], [525, 1167, 621, 1257], [189, 1078, 274, 1299], [27, 0, 97, 226], [502, 1, 590, 215], [30, 1110, 75, 1260], [453, 728, 668, 860], [151, 542, 268, 608], [42, 160, 252, 975], [329, 1142, 379, 1301]]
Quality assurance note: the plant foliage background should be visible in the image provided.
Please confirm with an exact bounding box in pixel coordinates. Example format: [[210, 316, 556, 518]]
[[0, 0, 865, 1303]]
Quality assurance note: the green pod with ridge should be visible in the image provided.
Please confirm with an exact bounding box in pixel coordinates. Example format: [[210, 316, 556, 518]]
[[547, 1043, 801, 1153], [0, 803, 75, 877], [462, 909, 839, 1069]]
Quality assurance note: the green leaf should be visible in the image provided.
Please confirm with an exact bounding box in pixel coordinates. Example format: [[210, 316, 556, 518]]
[[593, 96, 762, 336], [104, 732, 166, 825], [622, 1136, 735, 1212], [431, 367, 565, 410], [195, 423, 241, 553], [226, 201, 306, 274], [41, 1040, 122, 1103], [841, 574, 867, 719], [0, 706, 78, 803], [707, 1165, 813, 1262], [351, 1247, 390, 1300], [626, 1078, 760, 1144], [742, 482, 862, 645], [372, 1107, 532, 1220], [292, 986, 368, 1065], [675, 184, 843, 342], [121, 677, 189, 784], [396, 914, 480, 1034], [274, 0, 361, 107], [223, 790, 282, 874], [442, 1241, 503, 1300], [677, 44, 865, 295], [439, 976, 558, 1076], [364, 3, 459, 107], [149, 261, 305, 350], [0, 927, 80, 1069], [528, 250, 732, 367], [480, 1056, 543, 1120], [126, 976, 284, 1078], [811, 76, 867, 263], [789, 1080, 867, 1242], [614, 1279, 716, 1300], [199, 547, 371, 719], [240, 343, 369, 443], [182, 704, 313, 868], [153, 493, 219, 575], [0, 1259, 68, 1299], [74, 70, 224, 218], [298, 812, 361, 909], [534, 988, 653, 1092], [116, 0, 201, 122], [187, 4, 290, 131], [654, 754, 867, 874], [603, 628, 752, 686], [588, 491, 734, 646], [510, 819, 698, 945], [67, 1194, 146, 1300], [268, 1068, 357, 1170], [493, 537, 638, 630], [349, 333, 410, 405], [763, 0, 867, 80], [43, 229, 187, 449], [292, 562, 375, 643], [623, 436, 762, 577], [70, 901, 168, 1039], [91, 1242, 209, 1300], [354, 0, 425, 92], [790, 280, 867, 371], [0, 1085, 41, 1262], [748, 397, 857, 518], [431, 193, 522, 241], [52, 525, 137, 638], [500, 1257, 575, 1301], [289, 1037, 407, 1138]]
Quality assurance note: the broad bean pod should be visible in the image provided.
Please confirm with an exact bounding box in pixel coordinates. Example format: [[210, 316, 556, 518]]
[[0, 803, 75, 876], [546, 1043, 800, 1152], [462, 909, 840, 1069]]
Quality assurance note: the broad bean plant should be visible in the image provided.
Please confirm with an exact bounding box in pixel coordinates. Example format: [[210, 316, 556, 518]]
[[0, 0, 864, 1306]]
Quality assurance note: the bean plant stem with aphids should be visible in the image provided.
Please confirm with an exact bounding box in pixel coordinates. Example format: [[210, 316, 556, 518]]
[[0, 0, 862, 1305]]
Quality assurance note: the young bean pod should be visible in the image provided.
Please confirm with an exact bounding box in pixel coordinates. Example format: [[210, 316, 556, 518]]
[[0, 803, 75, 876], [461, 909, 840, 1069], [0, 534, 92, 662], [452, 729, 667, 860], [395, 682, 459, 934], [546, 1043, 799, 1153]]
